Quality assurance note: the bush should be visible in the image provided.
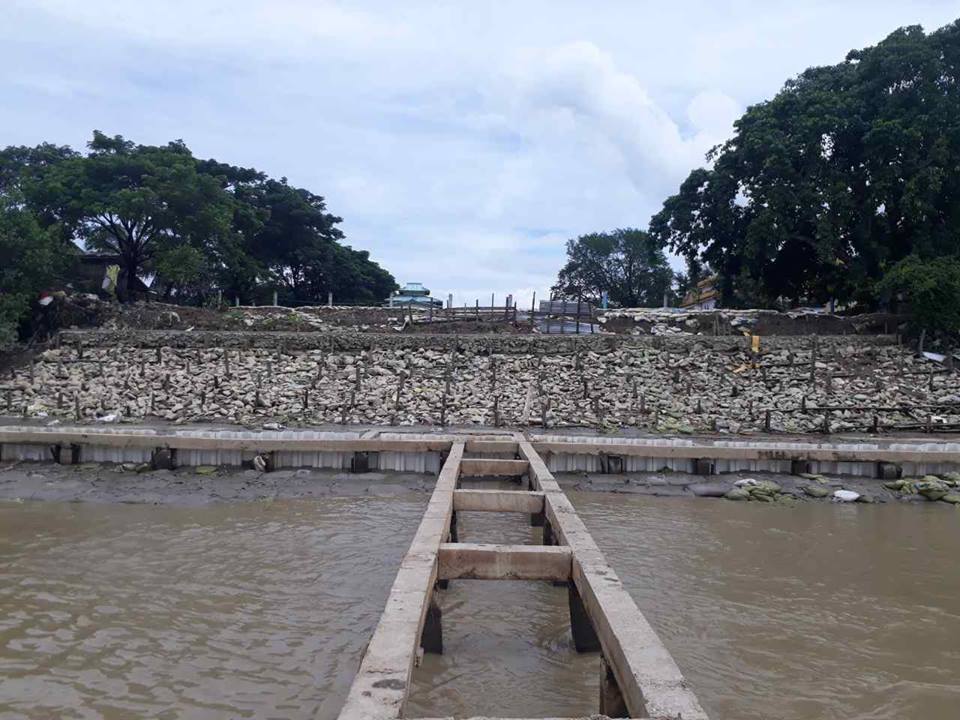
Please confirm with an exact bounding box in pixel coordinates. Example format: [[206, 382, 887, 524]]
[[0, 200, 73, 347], [879, 256, 960, 339]]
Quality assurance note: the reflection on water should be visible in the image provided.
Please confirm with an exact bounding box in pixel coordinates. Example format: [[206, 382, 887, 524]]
[[2, 493, 959, 719]]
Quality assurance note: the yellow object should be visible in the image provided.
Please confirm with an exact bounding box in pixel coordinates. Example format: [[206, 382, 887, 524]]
[[103, 265, 120, 297], [751, 334, 761, 354]]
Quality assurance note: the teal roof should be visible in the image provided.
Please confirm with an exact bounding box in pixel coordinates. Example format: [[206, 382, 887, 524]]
[[400, 282, 429, 295]]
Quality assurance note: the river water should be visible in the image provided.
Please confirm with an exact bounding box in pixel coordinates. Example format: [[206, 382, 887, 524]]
[[1, 493, 958, 719]]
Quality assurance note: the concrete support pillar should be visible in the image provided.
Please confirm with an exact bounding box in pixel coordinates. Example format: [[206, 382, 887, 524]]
[[52, 443, 80, 465], [542, 516, 554, 546], [152, 447, 175, 470], [877, 462, 902, 480], [421, 595, 443, 654], [599, 654, 628, 717], [530, 504, 545, 527], [692, 458, 714, 475], [569, 583, 600, 652]]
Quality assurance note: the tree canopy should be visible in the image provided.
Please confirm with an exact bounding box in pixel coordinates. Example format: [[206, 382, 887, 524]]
[[1, 131, 396, 317], [552, 228, 675, 307], [649, 20, 960, 311]]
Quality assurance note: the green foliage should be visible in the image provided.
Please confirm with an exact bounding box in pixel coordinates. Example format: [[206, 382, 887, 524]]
[[879, 255, 960, 337], [153, 244, 208, 300], [0, 197, 73, 346], [650, 20, 960, 309], [1, 131, 397, 310], [552, 228, 674, 307]]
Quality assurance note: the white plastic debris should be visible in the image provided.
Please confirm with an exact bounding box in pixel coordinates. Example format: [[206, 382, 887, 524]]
[[832, 489, 860, 503], [262, 422, 284, 431], [734, 478, 759, 487], [96, 413, 120, 423]]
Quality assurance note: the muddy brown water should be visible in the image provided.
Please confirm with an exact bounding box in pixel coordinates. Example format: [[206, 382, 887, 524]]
[[1, 490, 958, 719]]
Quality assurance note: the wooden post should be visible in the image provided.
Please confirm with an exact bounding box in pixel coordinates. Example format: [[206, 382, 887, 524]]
[[576, 296, 582, 335], [764, 409, 772, 433], [475, 298, 479, 322], [810, 336, 818, 384], [530, 291, 536, 330], [272, 289, 278, 306]]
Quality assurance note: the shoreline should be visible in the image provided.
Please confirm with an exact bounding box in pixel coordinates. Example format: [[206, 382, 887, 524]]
[[2, 460, 956, 508]]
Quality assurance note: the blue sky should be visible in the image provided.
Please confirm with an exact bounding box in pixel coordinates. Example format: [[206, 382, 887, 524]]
[[2, 1, 958, 306]]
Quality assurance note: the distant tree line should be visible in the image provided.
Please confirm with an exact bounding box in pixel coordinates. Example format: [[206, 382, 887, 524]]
[[555, 20, 960, 336], [1, 131, 396, 345]]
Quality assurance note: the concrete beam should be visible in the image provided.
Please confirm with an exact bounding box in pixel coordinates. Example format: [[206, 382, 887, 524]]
[[519, 440, 708, 720], [336, 443, 464, 720], [3, 425, 960, 468], [453, 489, 544, 514], [459, 458, 529, 477], [437, 543, 571, 581], [530, 438, 960, 464]]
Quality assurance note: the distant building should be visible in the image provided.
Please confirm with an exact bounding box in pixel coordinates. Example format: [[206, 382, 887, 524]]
[[680, 276, 719, 310], [385, 282, 443, 308]]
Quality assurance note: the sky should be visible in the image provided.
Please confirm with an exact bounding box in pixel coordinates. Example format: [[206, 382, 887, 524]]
[[2, 1, 958, 307]]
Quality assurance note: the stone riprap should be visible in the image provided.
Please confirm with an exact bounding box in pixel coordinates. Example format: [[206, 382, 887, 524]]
[[598, 308, 900, 336], [3, 334, 958, 433]]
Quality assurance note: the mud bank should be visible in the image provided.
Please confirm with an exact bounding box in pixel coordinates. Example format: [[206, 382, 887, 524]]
[[2, 461, 954, 507], [559, 470, 907, 502], [0, 462, 431, 506]]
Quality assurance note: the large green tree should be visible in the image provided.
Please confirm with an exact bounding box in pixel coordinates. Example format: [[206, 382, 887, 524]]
[[24, 132, 239, 299], [552, 228, 674, 307], [3, 131, 397, 309], [650, 20, 960, 308]]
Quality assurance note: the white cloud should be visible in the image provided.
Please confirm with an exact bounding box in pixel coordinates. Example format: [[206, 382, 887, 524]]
[[2, 1, 958, 304]]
